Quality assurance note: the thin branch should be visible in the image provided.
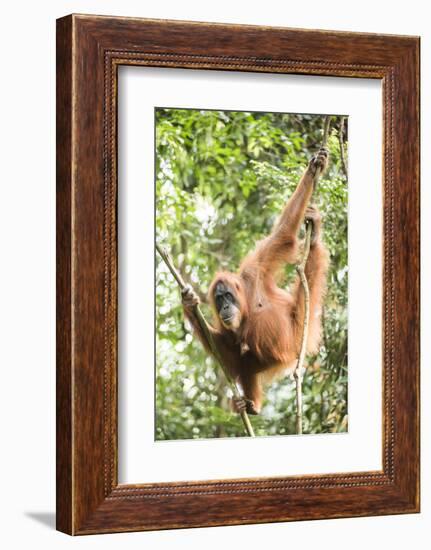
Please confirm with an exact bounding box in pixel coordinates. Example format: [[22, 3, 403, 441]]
[[338, 116, 348, 177], [177, 264, 208, 304], [293, 224, 312, 434], [322, 115, 331, 146], [156, 243, 255, 437], [293, 114, 331, 435]]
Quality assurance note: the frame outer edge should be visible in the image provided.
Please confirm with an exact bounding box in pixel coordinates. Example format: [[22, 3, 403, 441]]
[[56, 14, 74, 535], [57, 14, 421, 535], [392, 39, 420, 510]]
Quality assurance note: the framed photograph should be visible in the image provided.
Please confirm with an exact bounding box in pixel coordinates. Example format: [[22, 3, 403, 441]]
[[56, 14, 420, 535]]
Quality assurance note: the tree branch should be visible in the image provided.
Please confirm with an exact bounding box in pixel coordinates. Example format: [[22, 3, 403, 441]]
[[293, 224, 312, 434], [338, 116, 348, 177], [293, 114, 331, 435]]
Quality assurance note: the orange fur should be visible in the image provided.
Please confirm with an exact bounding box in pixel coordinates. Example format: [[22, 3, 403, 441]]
[[183, 159, 329, 414]]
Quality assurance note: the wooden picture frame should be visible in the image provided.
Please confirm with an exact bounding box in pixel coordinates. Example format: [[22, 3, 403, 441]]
[[56, 14, 420, 535]]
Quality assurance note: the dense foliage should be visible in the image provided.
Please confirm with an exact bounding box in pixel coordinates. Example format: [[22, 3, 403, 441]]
[[155, 108, 348, 440]]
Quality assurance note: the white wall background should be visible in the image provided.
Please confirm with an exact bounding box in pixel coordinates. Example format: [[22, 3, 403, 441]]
[[0, 1, 427, 548]]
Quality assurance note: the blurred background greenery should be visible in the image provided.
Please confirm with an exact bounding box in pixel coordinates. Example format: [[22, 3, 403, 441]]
[[155, 108, 348, 440]]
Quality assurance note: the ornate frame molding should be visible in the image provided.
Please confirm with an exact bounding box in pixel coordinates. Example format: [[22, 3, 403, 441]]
[[57, 15, 419, 534]]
